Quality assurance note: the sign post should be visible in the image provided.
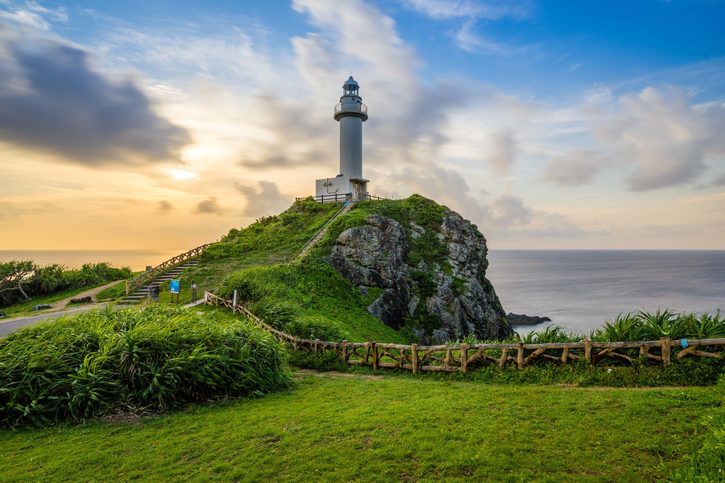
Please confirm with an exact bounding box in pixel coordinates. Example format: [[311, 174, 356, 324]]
[[170, 279, 180, 303]]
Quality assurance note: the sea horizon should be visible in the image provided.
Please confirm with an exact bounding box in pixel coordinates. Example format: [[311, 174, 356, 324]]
[[2, 248, 722, 334]]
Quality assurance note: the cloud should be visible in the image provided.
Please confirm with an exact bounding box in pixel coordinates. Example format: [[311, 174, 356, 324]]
[[488, 194, 532, 225], [0, 29, 190, 166], [374, 164, 585, 240], [194, 198, 223, 215], [0, 1, 67, 31], [454, 19, 526, 54], [487, 130, 517, 174], [402, 0, 533, 20], [157, 200, 172, 212], [592, 86, 725, 191], [544, 149, 610, 186], [236, 181, 292, 217], [707, 173, 725, 187], [291, 0, 469, 169]]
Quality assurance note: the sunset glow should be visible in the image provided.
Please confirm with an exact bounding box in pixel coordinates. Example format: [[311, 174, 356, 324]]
[[0, 0, 723, 250]]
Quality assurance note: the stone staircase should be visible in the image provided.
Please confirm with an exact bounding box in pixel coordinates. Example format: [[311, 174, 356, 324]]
[[296, 201, 355, 260], [118, 259, 199, 305]]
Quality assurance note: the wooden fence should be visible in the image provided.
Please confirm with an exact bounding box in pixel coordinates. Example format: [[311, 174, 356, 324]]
[[205, 292, 725, 374], [125, 244, 211, 295]]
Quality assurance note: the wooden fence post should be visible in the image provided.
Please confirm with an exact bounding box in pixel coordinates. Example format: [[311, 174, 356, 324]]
[[460, 343, 469, 372], [372, 342, 378, 370], [411, 344, 418, 374], [342, 340, 348, 363], [498, 348, 508, 368], [661, 338, 671, 367], [314, 339, 320, 353], [364, 342, 371, 365], [561, 347, 569, 365], [584, 338, 592, 364], [516, 343, 524, 369]]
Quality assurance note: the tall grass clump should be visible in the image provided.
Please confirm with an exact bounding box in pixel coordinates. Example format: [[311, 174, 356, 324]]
[[0, 306, 291, 428], [591, 310, 725, 341]]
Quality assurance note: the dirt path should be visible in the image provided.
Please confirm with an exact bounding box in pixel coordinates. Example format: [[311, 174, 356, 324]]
[[52, 281, 121, 309]]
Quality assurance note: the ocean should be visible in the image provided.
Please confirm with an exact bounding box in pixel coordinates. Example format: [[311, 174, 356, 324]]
[[1, 249, 722, 333], [487, 250, 725, 333], [0, 250, 182, 273]]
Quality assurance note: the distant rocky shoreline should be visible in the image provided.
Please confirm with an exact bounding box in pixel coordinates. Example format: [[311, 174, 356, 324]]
[[507, 313, 551, 326]]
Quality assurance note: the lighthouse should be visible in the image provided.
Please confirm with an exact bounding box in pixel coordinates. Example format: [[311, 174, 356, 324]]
[[315, 76, 369, 202]]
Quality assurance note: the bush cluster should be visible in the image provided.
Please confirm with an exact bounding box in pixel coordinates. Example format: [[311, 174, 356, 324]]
[[0, 306, 291, 427], [0, 261, 131, 307], [456, 310, 725, 345]]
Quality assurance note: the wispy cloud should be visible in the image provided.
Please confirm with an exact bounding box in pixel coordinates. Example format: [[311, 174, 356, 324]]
[[0, 0, 67, 31], [194, 197, 223, 215], [402, 0, 534, 20], [236, 181, 292, 217]]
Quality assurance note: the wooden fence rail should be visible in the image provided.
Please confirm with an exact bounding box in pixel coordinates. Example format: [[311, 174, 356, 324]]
[[205, 292, 725, 373], [125, 243, 211, 295]]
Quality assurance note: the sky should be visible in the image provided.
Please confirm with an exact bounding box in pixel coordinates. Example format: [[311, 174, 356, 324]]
[[0, 0, 724, 250]]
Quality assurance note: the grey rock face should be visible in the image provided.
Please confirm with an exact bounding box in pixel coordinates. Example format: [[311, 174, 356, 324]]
[[330, 212, 511, 343]]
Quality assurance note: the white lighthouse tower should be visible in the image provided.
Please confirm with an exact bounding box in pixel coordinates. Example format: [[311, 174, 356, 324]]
[[315, 76, 369, 202]]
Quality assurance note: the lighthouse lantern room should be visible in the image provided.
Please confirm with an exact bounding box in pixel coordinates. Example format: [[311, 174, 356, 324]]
[[315, 76, 369, 202]]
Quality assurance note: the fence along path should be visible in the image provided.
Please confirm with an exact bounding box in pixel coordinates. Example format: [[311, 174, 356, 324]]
[[204, 292, 725, 373], [125, 243, 211, 295]]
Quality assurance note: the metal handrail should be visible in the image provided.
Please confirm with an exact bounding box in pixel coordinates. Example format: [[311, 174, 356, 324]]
[[125, 243, 211, 295], [334, 102, 367, 115], [297, 201, 352, 256], [295, 193, 385, 204]]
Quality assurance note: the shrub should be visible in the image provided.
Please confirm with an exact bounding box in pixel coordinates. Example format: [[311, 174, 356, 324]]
[[0, 261, 131, 308], [0, 306, 291, 427]]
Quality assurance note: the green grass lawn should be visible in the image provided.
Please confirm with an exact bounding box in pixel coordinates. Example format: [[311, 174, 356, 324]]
[[0, 373, 717, 481], [0, 286, 92, 317]]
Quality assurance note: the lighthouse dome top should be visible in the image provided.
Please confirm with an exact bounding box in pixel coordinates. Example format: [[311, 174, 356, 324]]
[[342, 76, 360, 96]]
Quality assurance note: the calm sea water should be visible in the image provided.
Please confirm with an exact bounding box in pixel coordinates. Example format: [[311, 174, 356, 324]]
[[0, 250, 182, 272], [1, 249, 722, 333], [487, 250, 725, 333]]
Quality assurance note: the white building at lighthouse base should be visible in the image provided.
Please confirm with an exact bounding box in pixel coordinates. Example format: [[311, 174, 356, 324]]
[[315, 174, 369, 203]]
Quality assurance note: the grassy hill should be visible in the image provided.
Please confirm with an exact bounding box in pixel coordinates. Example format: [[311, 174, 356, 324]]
[[173, 195, 484, 344]]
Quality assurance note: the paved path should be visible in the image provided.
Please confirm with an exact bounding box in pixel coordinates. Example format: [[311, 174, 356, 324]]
[[0, 303, 110, 337]]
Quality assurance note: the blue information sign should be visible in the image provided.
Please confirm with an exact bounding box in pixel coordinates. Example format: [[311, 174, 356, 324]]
[[170, 280, 180, 294]]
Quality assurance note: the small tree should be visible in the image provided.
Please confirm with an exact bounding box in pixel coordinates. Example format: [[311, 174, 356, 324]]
[[0, 260, 36, 303]]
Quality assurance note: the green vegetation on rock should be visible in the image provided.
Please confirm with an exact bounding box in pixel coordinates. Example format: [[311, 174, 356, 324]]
[[0, 306, 290, 427]]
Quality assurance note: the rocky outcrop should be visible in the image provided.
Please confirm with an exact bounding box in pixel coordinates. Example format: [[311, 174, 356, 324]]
[[329, 211, 511, 343], [507, 313, 551, 326]]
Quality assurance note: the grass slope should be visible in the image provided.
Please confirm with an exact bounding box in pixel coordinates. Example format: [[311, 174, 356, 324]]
[[0, 374, 718, 481], [214, 195, 496, 343], [164, 199, 342, 304]]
